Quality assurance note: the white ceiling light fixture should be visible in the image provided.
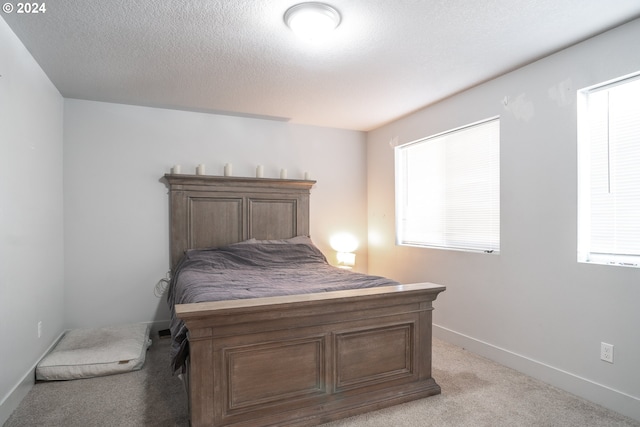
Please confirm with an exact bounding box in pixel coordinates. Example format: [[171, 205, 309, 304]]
[[284, 2, 341, 41]]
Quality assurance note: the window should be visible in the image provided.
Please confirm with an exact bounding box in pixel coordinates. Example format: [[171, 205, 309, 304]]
[[578, 73, 640, 267], [395, 117, 500, 252]]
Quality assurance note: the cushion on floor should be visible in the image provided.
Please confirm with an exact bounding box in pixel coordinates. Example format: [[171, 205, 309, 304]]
[[36, 323, 151, 381]]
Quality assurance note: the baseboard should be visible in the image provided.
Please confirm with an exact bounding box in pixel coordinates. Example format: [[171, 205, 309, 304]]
[[433, 324, 640, 422], [0, 331, 65, 426]]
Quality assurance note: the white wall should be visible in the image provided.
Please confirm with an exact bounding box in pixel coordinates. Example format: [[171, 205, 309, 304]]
[[0, 17, 64, 424], [367, 18, 640, 420], [63, 99, 368, 331]]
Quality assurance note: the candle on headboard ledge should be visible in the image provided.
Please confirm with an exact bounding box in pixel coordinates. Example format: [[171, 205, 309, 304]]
[[280, 168, 288, 179], [304, 171, 310, 180], [224, 163, 232, 176], [256, 165, 264, 178], [196, 164, 205, 175], [172, 165, 181, 174]]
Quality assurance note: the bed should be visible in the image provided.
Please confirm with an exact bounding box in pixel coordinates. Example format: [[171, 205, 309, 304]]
[[163, 174, 445, 427]]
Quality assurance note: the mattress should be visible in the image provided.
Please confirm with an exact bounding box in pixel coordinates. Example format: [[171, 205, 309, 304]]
[[167, 236, 400, 372]]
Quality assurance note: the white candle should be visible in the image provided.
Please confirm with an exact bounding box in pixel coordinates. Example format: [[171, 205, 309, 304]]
[[256, 165, 264, 178], [280, 168, 287, 179], [172, 164, 181, 174], [304, 171, 310, 180], [224, 163, 232, 176], [196, 164, 205, 175]]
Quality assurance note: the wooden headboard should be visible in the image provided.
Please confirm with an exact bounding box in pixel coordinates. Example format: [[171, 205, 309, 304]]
[[163, 174, 316, 269]]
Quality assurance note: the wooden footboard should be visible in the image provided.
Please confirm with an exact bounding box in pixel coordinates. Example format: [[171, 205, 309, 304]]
[[176, 282, 445, 427]]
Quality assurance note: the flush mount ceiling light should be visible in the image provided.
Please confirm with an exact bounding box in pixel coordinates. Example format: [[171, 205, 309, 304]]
[[284, 2, 341, 41]]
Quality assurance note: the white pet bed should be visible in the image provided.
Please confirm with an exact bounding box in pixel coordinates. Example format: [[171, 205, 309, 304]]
[[36, 323, 151, 381]]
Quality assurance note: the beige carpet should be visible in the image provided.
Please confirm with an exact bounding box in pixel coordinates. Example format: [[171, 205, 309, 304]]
[[324, 339, 639, 427], [5, 335, 639, 426]]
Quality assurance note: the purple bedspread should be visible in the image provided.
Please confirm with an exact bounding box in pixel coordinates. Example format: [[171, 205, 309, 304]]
[[167, 241, 400, 372]]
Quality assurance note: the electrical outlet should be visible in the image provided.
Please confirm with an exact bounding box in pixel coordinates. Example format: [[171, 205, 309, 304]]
[[37, 321, 42, 338], [601, 342, 614, 363]]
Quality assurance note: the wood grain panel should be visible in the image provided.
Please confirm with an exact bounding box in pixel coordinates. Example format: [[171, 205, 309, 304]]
[[189, 197, 243, 249], [186, 337, 215, 424], [248, 198, 297, 239], [335, 323, 414, 390], [225, 337, 326, 411]]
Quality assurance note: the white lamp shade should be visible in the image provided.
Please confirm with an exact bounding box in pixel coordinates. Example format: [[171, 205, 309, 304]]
[[329, 232, 358, 253], [337, 251, 356, 268], [284, 3, 341, 41]]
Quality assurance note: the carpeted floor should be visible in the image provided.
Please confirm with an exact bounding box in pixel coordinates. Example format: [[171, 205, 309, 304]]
[[5, 335, 639, 426], [5, 334, 189, 427]]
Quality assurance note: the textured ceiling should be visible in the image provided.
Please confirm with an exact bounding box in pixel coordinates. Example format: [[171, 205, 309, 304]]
[[3, 0, 640, 131]]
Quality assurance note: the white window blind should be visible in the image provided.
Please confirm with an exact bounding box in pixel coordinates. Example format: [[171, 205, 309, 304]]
[[395, 118, 500, 252], [578, 73, 640, 267]]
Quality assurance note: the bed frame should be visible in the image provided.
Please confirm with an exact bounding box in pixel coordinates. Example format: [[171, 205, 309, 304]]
[[164, 174, 445, 427]]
